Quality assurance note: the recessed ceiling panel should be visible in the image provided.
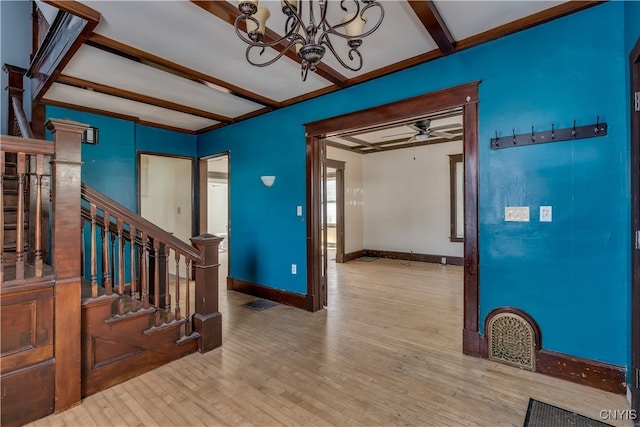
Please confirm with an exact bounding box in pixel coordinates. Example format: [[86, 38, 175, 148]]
[[63, 45, 262, 118], [82, 0, 332, 102], [435, 1, 564, 41], [44, 83, 219, 131]]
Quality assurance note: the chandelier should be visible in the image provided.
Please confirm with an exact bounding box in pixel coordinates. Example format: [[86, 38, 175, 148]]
[[234, 0, 385, 81]]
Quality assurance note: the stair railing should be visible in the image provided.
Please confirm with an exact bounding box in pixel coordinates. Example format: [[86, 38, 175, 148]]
[[80, 184, 223, 352]]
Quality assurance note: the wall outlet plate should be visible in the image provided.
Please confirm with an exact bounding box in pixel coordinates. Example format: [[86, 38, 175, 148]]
[[540, 206, 552, 222], [505, 206, 530, 222]]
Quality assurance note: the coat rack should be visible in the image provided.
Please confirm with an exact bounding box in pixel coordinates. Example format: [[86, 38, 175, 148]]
[[490, 116, 607, 149]]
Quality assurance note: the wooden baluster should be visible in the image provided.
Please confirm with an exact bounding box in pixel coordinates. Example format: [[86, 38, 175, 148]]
[[141, 231, 149, 308], [185, 259, 192, 336], [116, 218, 125, 315], [90, 203, 98, 298], [174, 252, 181, 321], [153, 239, 161, 326], [0, 152, 4, 283], [15, 152, 25, 280], [34, 154, 44, 277], [165, 250, 171, 323], [102, 212, 112, 295], [130, 225, 137, 307]]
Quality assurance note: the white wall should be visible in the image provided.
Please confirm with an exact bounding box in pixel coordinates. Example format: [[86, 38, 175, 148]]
[[326, 146, 364, 254], [1, 0, 32, 135], [363, 141, 463, 257], [140, 155, 193, 276]]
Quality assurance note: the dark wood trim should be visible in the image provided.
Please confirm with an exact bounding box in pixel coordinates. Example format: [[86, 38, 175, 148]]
[[190, 1, 348, 88], [342, 250, 364, 263], [137, 153, 195, 238], [455, 1, 603, 52], [305, 81, 479, 136], [137, 120, 197, 135], [306, 135, 324, 312], [57, 75, 232, 123], [85, 34, 277, 109], [27, 8, 99, 102], [537, 350, 626, 395], [462, 101, 479, 342], [196, 123, 226, 135], [305, 82, 479, 322], [408, 1, 455, 55], [449, 153, 464, 243], [362, 249, 463, 266], [463, 329, 626, 395], [630, 36, 640, 416], [233, 107, 273, 123], [325, 159, 345, 264], [228, 277, 309, 310], [42, 98, 139, 123], [42, 0, 101, 22]]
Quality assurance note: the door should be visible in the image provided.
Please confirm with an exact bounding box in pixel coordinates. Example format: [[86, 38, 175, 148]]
[[630, 36, 640, 423], [326, 159, 345, 263]]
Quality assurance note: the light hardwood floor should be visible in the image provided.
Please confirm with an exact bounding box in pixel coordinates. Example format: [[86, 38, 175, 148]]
[[28, 253, 632, 426]]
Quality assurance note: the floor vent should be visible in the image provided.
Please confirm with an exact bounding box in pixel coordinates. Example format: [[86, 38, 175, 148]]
[[487, 312, 536, 371]]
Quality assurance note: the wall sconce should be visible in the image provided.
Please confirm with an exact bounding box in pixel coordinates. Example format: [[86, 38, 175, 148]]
[[82, 126, 99, 145], [260, 175, 276, 187]]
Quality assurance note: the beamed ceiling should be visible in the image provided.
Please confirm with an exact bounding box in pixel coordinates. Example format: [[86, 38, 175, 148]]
[[30, 0, 602, 135]]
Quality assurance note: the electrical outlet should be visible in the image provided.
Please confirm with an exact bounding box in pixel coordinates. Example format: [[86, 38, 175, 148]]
[[540, 206, 552, 222], [504, 206, 529, 222], [441, 257, 446, 265], [291, 264, 297, 274]]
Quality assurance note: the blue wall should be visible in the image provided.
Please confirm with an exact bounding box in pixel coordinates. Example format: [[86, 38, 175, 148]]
[[1, 0, 32, 135], [199, 3, 629, 367]]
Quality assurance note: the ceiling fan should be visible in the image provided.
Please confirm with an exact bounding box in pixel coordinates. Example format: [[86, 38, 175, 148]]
[[383, 119, 460, 143]]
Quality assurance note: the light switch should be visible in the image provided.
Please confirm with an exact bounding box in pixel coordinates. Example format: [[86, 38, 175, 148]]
[[296, 206, 303, 216], [504, 206, 530, 222], [540, 206, 552, 222]]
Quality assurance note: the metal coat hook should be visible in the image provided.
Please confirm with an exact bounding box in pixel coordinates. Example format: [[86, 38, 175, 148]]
[[531, 125, 535, 142], [594, 115, 601, 134], [512, 128, 517, 144], [572, 119, 577, 137], [494, 130, 499, 147], [551, 121, 555, 140]]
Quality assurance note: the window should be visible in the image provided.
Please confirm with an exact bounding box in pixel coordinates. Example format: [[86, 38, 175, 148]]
[[449, 154, 464, 242], [326, 176, 337, 226]]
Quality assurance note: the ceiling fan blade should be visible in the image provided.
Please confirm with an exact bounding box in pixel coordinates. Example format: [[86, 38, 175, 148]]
[[381, 131, 415, 139], [429, 130, 458, 139], [429, 123, 462, 131]]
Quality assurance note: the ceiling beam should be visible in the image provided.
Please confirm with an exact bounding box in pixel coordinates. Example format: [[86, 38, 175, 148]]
[[42, 99, 198, 134], [408, 1, 455, 55], [341, 135, 382, 151], [86, 34, 278, 110], [190, 0, 349, 88], [57, 74, 231, 123], [326, 140, 360, 153]]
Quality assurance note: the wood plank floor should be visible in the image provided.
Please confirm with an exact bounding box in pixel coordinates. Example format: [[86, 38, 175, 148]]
[[28, 253, 632, 426]]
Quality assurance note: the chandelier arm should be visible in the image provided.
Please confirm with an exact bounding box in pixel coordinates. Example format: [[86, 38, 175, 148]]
[[235, 15, 297, 49], [319, 2, 384, 42], [282, 0, 308, 36], [322, 36, 362, 72], [244, 38, 302, 68]]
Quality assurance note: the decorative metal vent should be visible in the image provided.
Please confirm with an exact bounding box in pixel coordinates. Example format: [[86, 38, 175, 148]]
[[487, 312, 536, 371]]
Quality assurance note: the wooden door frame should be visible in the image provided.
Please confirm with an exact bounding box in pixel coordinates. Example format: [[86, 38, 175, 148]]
[[325, 159, 345, 263], [304, 81, 481, 356], [198, 152, 231, 273], [630, 36, 640, 421]]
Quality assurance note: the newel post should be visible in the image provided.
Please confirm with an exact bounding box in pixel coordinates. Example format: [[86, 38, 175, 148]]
[[190, 233, 223, 353], [47, 118, 88, 413]]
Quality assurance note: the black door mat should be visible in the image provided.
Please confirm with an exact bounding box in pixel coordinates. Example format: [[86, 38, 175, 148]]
[[355, 256, 378, 262], [523, 399, 613, 427], [242, 299, 279, 311]]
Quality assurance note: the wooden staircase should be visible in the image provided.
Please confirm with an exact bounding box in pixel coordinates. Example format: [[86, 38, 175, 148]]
[[1, 66, 223, 427]]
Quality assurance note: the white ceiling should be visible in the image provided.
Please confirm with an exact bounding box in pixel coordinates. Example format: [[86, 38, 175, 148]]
[[33, 0, 590, 136]]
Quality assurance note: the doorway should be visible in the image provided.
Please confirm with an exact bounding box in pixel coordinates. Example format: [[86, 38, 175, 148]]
[[138, 152, 194, 276], [325, 160, 345, 263], [630, 36, 640, 422], [198, 153, 230, 276], [305, 81, 480, 356]]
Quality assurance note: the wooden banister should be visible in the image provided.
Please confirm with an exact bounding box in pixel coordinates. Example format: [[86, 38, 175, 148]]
[[0, 135, 54, 155], [11, 96, 34, 138], [81, 184, 201, 262]]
